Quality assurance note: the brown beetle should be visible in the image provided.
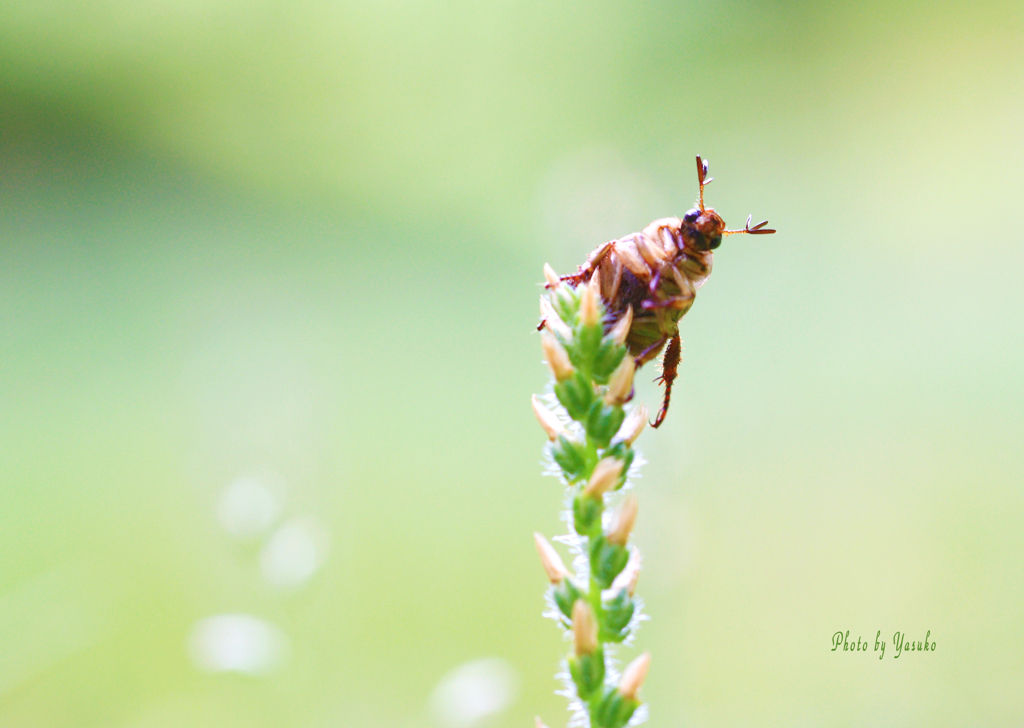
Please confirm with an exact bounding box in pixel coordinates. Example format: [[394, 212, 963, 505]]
[[552, 156, 774, 428]]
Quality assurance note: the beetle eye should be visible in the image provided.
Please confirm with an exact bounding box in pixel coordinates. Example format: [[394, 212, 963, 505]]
[[683, 209, 700, 223], [709, 235, 722, 250]]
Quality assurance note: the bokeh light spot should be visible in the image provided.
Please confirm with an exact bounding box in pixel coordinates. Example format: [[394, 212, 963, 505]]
[[259, 517, 330, 590], [187, 614, 287, 676], [216, 476, 283, 539], [428, 657, 519, 728]]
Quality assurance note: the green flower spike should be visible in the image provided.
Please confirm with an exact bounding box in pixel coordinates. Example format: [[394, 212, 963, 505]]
[[532, 265, 652, 728]]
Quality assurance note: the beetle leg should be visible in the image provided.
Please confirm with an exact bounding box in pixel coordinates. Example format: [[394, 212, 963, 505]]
[[562, 240, 615, 287], [640, 293, 695, 311], [652, 333, 681, 428], [633, 335, 668, 368], [647, 267, 662, 296]]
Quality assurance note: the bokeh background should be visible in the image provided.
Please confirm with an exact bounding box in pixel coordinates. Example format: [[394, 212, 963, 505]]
[[2, 0, 1023, 725]]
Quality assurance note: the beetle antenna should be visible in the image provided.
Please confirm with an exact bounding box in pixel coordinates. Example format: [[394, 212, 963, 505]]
[[724, 213, 776, 236], [695, 155, 712, 211]]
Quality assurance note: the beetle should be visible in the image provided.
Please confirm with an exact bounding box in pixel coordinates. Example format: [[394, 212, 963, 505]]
[[552, 155, 775, 428]]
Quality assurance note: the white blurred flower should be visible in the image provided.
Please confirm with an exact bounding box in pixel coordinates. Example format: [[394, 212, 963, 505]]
[[216, 476, 283, 539], [188, 614, 287, 675], [428, 658, 519, 728], [259, 517, 330, 590]]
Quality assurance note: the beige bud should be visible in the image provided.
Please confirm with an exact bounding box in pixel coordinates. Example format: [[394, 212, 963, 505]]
[[543, 263, 561, 289], [540, 331, 574, 382], [617, 651, 651, 700], [604, 357, 635, 406], [578, 275, 601, 328], [614, 651, 647, 704], [607, 494, 638, 546], [571, 600, 598, 656], [539, 296, 573, 340], [531, 395, 565, 441], [608, 305, 633, 346], [584, 457, 624, 498], [614, 404, 648, 446], [611, 546, 641, 596], [535, 718, 550, 728], [533, 532, 569, 584]]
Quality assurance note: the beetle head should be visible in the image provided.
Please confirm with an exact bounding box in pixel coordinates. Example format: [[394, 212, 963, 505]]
[[681, 207, 726, 251]]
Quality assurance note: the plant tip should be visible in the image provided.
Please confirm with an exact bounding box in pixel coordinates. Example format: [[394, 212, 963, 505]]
[[531, 395, 565, 441], [618, 651, 651, 700], [539, 296, 573, 339], [543, 263, 561, 289], [541, 331, 574, 382], [584, 458, 624, 498], [608, 305, 633, 346], [533, 532, 569, 584], [615, 404, 648, 446], [572, 600, 599, 656], [607, 494, 638, 546], [604, 357, 635, 406], [579, 276, 601, 327]]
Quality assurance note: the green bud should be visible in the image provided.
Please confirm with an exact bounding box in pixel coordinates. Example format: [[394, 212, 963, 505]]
[[552, 579, 583, 622], [589, 535, 629, 588], [567, 646, 605, 700], [600, 588, 635, 642], [593, 687, 640, 728], [552, 286, 580, 325], [573, 493, 603, 536], [576, 322, 604, 363], [585, 402, 626, 448], [554, 372, 595, 421], [551, 435, 589, 482], [591, 342, 627, 384]]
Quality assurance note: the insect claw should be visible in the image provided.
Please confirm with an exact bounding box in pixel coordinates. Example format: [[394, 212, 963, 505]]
[[745, 214, 753, 231]]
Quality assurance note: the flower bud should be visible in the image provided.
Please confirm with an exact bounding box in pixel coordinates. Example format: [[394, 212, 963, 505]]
[[584, 458, 623, 498], [535, 718, 550, 728], [604, 357, 635, 405], [553, 576, 583, 620], [543, 263, 561, 289], [541, 331, 574, 382], [551, 434, 588, 482], [573, 491, 603, 534], [589, 535, 629, 587], [533, 532, 569, 584], [531, 395, 565, 441], [607, 494, 638, 546], [611, 546, 641, 596], [600, 586, 635, 641], [579, 276, 601, 328], [539, 296, 573, 340], [614, 404, 648, 446], [608, 305, 633, 346], [617, 651, 651, 700], [572, 600, 598, 656], [586, 403, 626, 448]]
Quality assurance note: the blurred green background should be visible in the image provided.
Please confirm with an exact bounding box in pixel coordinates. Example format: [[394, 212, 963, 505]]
[[2, 0, 1023, 725]]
